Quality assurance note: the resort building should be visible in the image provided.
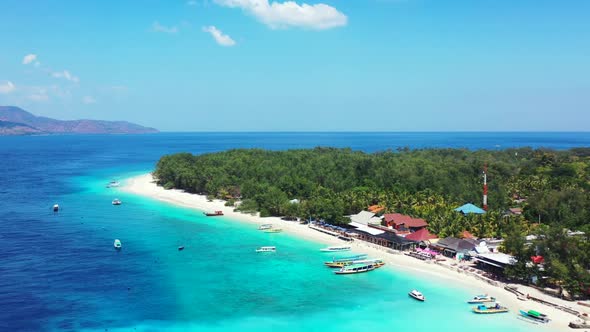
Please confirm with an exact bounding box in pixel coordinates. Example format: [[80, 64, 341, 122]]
[[472, 252, 516, 274], [429, 237, 480, 258], [349, 210, 382, 228], [383, 213, 428, 232], [350, 228, 416, 251]]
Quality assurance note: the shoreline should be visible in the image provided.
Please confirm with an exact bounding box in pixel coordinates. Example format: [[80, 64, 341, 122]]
[[121, 173, 584, 332]]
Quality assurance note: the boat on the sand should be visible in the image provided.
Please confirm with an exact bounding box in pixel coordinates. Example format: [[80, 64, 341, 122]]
[[320, 246, 351, 252], [472, 303, 509, 314], [467, 294, 496, 304], [519, 309, 550, 323]]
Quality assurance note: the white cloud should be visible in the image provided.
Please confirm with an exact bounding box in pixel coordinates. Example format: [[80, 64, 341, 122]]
[[52, 70, 79, 83], [82, 96, 97, 104], [152, 21, 179, 34], [0, 81, 15, 94], [22, 54, 37, 65], [214, 0, 347, 30], [202, 26, 236, 46], [28, 89, 49, 102]]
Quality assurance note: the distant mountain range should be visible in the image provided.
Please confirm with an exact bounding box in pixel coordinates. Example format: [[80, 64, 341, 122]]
[[0, 106, 158, 135]]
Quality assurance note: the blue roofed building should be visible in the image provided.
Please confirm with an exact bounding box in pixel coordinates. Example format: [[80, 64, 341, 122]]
[[454, 203, 486, 214]]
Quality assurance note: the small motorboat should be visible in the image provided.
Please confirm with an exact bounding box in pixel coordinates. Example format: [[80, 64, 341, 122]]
[[467, 294, 496, 304], [472, 303, 509, 314], [409, 290, 425, 301], [519, 309, 550, 323], [106, 180, 120, 188], [112, 199, 122, 205], [320, 246, 351, 252], [204, 211, 223, 216], [113, 239, 122, 250], [264, 228, 283, 233], [53, 204, 59, 212], [178, 246, 185, 251], [256, 246, 276, 253], [258, 224, 273, 230]]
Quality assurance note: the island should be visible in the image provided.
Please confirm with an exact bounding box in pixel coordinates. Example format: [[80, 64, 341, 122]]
[[152, 147, 590, 300], [0, 106, 158, 135]]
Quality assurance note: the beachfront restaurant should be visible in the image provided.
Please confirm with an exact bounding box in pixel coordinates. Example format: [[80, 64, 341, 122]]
[[472, 252, 516, 275], [351, 228, 416, 251], [429, 237, 479, 258]]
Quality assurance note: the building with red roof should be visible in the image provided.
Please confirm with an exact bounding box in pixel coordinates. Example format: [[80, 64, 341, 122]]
[[405, 228, 438, 242], [383, 213, 428, 231]]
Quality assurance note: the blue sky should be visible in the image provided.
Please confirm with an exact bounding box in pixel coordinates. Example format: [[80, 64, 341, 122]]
[[0, 0, 588, 131]]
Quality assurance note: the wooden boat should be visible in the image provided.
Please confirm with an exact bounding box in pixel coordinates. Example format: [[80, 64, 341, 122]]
[[256, 246, 276, 253], [324, 254, 369, 266], [519, 310, 550, 323], [334, 262, 377, 274], [320, 246, 351, 252], [409, 290, 425, 301], [112, 199, 122, 205], [472, 303, 509, 314], [264, 228, 283, 233], [113, 239, 122, 250], [467, 294, 496, 304], [204, 211, 223, 216], [258, 224, 273, 230], [325, 258, 385, 269]]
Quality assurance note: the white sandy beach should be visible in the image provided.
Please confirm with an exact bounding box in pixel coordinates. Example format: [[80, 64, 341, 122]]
[[122, 173, 587, 332]]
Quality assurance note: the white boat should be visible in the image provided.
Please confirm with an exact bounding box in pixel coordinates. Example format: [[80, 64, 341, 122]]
[[106, 180, 120, 188], [334, 262, 377, 274], [409, 289, 425, 301], [256, 246, 276, 253], [112, 199, 122, 205], [258, 224, 273, 230], [320, 246, 351, 252], [467, 294, 496, 303], [53, 204, 59, 212], [114, 239, 122, 250]]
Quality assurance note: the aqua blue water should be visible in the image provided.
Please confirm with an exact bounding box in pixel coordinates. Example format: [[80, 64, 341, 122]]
[[2, 132, 588, 332]]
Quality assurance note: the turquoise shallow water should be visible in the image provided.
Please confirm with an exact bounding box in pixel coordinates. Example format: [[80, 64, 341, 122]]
[[1, 133, 580, 331], [68, 172, 534, 332]]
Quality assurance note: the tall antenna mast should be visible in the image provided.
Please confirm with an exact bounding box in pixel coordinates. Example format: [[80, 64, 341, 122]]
[[483, 164, 488, 211]]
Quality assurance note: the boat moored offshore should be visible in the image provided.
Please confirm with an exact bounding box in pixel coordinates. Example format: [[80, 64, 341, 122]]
[[256, 246, 276, 253], [334, 262, 377, 274], [114, 239, 122, 250], [112, 199, 122, 205], [258, 224, 273, 230], [324, 254, 368, 266], [409, 290, 425, 301], [320, 246, 351, 252], [325, 258, 385, 269], [106, 180, 120, 188], [204, 211, 224, 216]]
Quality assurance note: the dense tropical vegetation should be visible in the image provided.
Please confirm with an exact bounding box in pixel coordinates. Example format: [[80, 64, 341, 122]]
[[154, 147, 590, 296]]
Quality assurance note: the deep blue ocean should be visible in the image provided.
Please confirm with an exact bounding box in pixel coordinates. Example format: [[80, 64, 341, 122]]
[[1, 132, 589, 332]]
